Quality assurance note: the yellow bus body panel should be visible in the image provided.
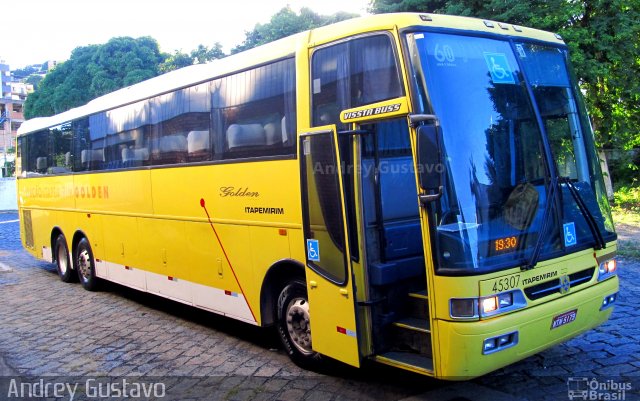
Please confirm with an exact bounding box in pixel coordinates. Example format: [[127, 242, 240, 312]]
[[436, 276, 618, 379]]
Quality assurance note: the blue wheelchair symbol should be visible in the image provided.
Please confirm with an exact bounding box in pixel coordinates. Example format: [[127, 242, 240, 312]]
[[483, 52, 515, 84], [563, 222, 577, 247], [307, 239, 320, 262]]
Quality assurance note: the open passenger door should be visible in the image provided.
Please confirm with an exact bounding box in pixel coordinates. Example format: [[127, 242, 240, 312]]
[[299, 126, 360, 367]]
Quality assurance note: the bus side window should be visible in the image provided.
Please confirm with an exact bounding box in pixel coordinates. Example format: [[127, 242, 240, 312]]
[[73, 117, 105, 172], [150, 85, 212, 165], [26, 129, 49, 175], [49, 123, 73, 174], [311, 34, 403, 128], [214, 58, 296, 160]]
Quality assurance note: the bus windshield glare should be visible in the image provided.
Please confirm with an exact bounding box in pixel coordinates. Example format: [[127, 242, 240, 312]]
[[408, 32, 616, 275]]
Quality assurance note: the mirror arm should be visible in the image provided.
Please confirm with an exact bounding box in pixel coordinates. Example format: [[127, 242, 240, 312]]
[[409, 114, 440, 128], [418, 186, 443, 205]]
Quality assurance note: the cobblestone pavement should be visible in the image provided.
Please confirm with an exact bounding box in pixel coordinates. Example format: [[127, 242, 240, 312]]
[[0, 211, 638, 401]]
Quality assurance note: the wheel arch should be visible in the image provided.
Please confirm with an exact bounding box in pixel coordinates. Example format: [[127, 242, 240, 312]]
[[260, 259, 306, 327], [71, 230, 89, 262]]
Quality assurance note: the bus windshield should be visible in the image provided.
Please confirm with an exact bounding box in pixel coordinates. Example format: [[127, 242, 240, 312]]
[[407, 32, 616, 275]]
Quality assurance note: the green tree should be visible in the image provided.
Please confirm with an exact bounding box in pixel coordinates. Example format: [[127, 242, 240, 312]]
[[25, 74, 43, 90], [158, 50, 194, 73], [86, 36, 163, 97], [370, 0, 640, 181], [159, 43, 226, 73], [11, 65, 41, 80], [25, 37, 163, 119], [191, 43, 225, 64], [232, 6, 358, 53]]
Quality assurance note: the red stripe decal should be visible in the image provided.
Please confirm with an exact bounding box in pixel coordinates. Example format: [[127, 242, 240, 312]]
[[201, 198, 257, 323]]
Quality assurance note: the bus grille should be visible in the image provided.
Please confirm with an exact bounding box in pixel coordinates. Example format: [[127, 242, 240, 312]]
[[524, 267, 595, 300], [22, 210, 34, 248]]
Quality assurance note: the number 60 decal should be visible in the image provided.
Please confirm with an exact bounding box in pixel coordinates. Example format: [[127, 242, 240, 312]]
[[435, 44, 455, 63]]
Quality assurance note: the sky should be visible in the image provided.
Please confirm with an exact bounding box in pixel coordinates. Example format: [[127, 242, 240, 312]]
[[3, 0, 370, 69]]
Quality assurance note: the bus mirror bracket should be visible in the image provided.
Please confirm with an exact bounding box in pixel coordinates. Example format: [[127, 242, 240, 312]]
[[409, 114, 439, 128], [415, 115, 443, 204]]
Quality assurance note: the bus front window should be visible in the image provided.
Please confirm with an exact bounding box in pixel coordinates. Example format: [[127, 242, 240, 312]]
[[516, 42, 616, 244], [407, 32, 616, 275], [408, 32, 559, 274]]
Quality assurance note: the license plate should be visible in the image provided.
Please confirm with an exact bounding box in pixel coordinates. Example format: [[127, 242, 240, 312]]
[[551, 309, 577, 329]]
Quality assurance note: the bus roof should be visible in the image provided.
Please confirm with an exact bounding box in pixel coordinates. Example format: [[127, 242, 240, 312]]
[[18, 12, 563, 136]]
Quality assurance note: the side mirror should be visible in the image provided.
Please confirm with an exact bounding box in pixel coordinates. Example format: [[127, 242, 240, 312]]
[[416, 118, 443, 202]]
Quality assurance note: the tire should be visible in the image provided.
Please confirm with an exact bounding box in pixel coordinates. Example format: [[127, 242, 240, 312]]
[[54, 234, 75, 283], [75, 237, 100, 291], [276, 279, 323, 368]]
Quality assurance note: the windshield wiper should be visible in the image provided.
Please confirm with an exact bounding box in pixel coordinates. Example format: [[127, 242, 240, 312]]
[[560, 177, 606, 250], [522, 175, 557, 271]]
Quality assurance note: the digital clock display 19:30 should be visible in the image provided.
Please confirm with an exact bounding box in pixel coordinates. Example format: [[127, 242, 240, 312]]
[[494, 236, 518, 252]]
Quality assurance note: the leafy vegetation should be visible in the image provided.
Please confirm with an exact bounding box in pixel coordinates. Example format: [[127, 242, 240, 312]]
[[22, 3, 639, 185], [231, 6, 357, 53], [24, 7, 353, 120], [370, 0, 640, 184], [159, 43, 225, 73], [25, 37, 164, 119], [613, 186, 640, 216], [611, 186, 640, 259]]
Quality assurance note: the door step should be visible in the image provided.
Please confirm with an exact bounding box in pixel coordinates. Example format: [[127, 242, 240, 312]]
[[405, 291, 429, 320], [389, 291, 432, 356], [391, 318, 432, 355], [408, 289, 428, 299], [375, 352, 434, 374], [393, 317, 430, 333]]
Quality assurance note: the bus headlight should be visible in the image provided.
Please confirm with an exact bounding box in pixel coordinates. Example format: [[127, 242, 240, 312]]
[[481, 292, 514, 314], [450, 290, 526, 320], [482, 297, 498, 314], [598, 259, 617, 281], [450, 298, 478, 319]]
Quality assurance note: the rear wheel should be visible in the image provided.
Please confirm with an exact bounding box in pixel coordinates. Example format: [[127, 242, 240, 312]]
[[276, 279, 322, 368], [54, 234, 75, 283], [75, 238, 100, 291]]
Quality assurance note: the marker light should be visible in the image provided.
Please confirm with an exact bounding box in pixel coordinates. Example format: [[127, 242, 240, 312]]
[[598, 258, 617, 281], [482, 331, 519, 355], [498, 292, 513, 308], [600, 292, 617, 311]]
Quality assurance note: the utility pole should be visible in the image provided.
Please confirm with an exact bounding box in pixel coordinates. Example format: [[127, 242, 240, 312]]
[[1, 109, 6, 177]]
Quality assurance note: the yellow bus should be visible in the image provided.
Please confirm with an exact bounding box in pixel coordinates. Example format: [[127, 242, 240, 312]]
[[16, 12, 619, 379]]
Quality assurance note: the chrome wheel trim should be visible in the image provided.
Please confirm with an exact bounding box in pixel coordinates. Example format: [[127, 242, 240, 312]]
[[77, 249, 91, 281], [286, 297, 313, 355]]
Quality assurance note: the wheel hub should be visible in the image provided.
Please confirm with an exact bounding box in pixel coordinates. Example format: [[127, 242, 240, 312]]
[[286, 298, 312, 355], [77, 250, 91, 280]]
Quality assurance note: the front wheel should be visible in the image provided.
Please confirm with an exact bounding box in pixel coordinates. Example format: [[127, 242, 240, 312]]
[[276, 279, 322, 368], [75, 238, 100, 291], [54, 234, 75, 283]]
